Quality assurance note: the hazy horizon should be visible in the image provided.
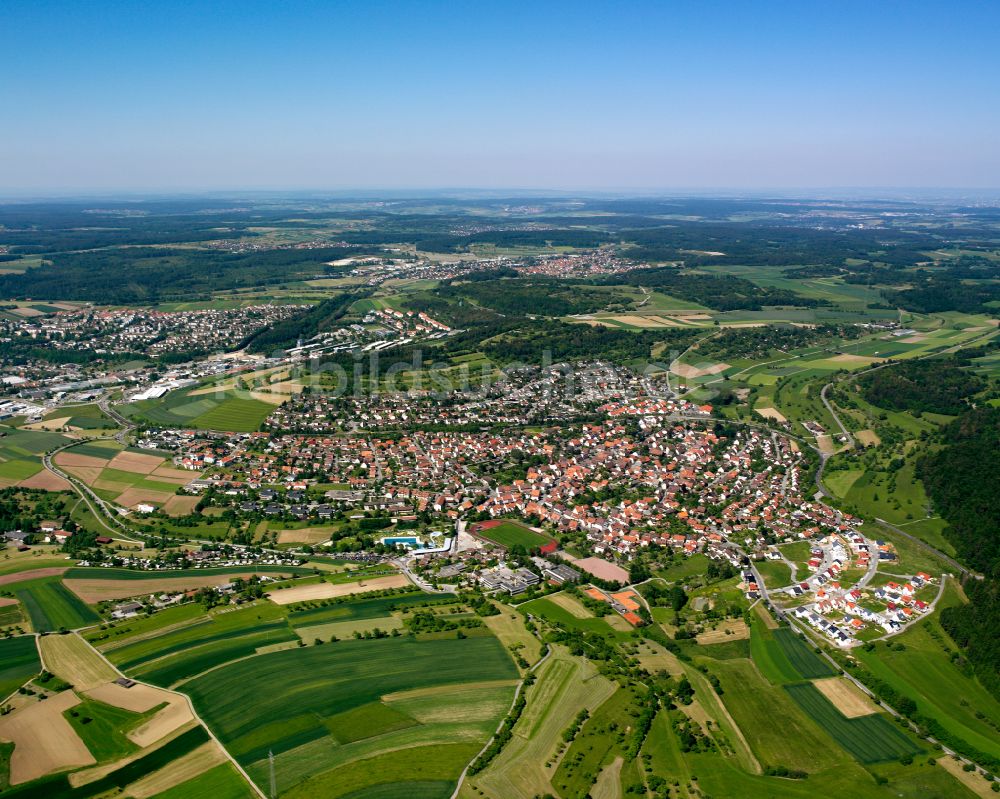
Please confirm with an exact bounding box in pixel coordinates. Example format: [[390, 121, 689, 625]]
[[4, 0, 999, 192]]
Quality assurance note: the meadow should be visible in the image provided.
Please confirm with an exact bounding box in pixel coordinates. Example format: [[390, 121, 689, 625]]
[[463, 648, 616, 799], [0, 636, 40, 699], [856, 585, 1000, 761], [8, 576, 100, 632]]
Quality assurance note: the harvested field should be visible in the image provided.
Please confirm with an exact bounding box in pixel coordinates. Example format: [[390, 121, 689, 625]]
[[85, 680, 172, 713], [673, 361, 730, 378], [116, 487, 175, 509], [938, 756, 996, 798], [813, 677, 877, 718], [63, 464, 105, 484], [268, 573, 410, 605], [696, 618, 750, 645], [856, 429, 882, 446], [0, 566, 68, 587], [107, 451, 164, 474], [755, 406, 788, 422], [162, 495, 201, 516], [547, 591, 593, 619], [572, 557, 629, 584], [55, 452, 110, 469], [605, 614, 632, 632], [39, 632, 118, 690], [816, 434, 836, 455], [0, 688, 94, 783], [66, 572, 296, 603], [899, 335, 928, 344], [591, 756, 623, 799], [128, 695, 195, 747], [126, 741, 227, 798], [18, 469, 71, 490], [152, 465, 199, 481], [828, 353, 878, 365], [276, 527, 335, 545], [23, 416, 72, 431], [294, 615, 401, 643], [0, 596, 17, 607]]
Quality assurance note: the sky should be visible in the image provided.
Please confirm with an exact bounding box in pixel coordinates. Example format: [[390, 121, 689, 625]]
[[2, 0, 999, 194]]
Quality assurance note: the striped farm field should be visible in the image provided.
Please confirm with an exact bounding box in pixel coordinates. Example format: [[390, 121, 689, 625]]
[[103, 603, 296, 687], [8, 576, 100, 632], [0, 636, 40, 699], [184, 634, 518, 798], [751, 617, 835, 683], [784, 682, 922, 763]]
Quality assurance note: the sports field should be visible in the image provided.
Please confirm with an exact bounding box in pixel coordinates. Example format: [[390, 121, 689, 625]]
[[9, 576, 100, 632], [471, 521, 554, 550], [185, 634, 518, 798]]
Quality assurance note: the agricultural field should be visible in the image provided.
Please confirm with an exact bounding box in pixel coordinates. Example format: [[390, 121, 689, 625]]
[[184, 634, 518, 798], [750, 617, 837, 683], [0, 636, 40, 699], [0, 428, 72, 488], [63, 565, 308, 603], [122, 384, 274, 433], [784, 682, 922, 764], [6, 576, 100, 632], [101, 602, 297, 687], [856, 585, 1000, 761], [53, 444, 201, 515]]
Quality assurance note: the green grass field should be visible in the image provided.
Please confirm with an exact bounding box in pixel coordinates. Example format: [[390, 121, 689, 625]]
[[286, 591, 456, 628], [185, 635, 517, 798], [472, 521, 553, 550], [784, 682, 922, 763], [518, 595, 624, 638], [0, 636, 40, 699], [8, 577, 100, 632], [64, 697, 150, 763]]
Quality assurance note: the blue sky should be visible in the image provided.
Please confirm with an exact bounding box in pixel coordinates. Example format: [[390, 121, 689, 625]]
[[2, 0, 998, 192]]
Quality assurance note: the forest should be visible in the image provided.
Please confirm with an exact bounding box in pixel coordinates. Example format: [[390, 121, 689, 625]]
[[0, 246, 371, 303], [605, 267, 825, 310], [857, 358, 985, 415], [437, 277, 628, 316]]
